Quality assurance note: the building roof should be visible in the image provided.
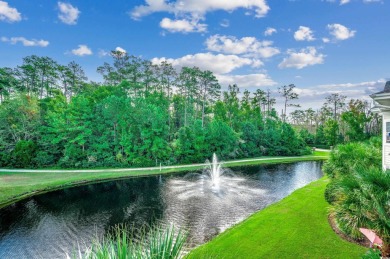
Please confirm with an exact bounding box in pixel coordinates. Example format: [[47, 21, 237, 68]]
[[370, 81, 390, 113], [373, 81, 390, 95]]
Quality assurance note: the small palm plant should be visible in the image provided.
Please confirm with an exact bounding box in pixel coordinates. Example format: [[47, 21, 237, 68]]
[[331, 166, 390, 256]]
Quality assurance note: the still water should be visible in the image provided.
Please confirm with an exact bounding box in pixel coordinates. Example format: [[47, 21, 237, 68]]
[[0, 161, 322, 258]]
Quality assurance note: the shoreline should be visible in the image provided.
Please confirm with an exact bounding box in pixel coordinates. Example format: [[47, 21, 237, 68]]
[[0, 153, 328, 210]]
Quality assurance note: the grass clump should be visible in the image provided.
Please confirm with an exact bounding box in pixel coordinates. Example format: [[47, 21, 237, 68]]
[[76, 224, 187, 259]]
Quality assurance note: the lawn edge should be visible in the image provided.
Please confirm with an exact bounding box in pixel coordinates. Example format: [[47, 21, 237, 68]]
[[0, 154, 328, 210]]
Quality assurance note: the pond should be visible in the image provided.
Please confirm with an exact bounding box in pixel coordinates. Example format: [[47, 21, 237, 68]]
[[0, 161, 323, 258]]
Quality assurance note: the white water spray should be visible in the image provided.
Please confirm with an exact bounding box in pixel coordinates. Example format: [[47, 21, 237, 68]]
[[207, 153, 223, 188]]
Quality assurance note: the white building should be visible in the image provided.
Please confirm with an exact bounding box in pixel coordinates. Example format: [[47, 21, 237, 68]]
[[370, 81, 390, 170]]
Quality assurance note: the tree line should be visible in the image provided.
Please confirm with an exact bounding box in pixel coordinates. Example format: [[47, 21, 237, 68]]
[[289, 93, 381, 148], [0, 51, 380, 168]]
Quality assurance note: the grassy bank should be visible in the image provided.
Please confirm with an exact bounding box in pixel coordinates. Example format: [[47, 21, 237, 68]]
[[187, 177, 367, 259], [0, 151, 328, 209]]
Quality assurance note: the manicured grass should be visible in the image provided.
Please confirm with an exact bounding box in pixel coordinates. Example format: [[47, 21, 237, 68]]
[[187, 177, 367, 259], [0, 152, 328, 209], [0, 167, 185, 209]]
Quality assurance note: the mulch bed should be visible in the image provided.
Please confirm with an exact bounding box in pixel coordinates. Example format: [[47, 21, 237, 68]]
[[327, 214, 370, 247]]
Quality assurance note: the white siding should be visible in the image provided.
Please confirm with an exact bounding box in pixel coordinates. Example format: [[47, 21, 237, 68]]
[[382, 112, 390, 170], [384, 145, 390, 168]]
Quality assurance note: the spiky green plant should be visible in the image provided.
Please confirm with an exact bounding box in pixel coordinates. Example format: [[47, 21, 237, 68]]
[[143, 225, 187, 259], [77, 224, 187, 259]]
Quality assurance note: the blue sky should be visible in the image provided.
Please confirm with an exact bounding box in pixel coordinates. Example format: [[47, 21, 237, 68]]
[[0, 0, 389, 109]]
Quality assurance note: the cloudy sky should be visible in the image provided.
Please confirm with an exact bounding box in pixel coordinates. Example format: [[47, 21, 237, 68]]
[[0, 0, 388, 110]]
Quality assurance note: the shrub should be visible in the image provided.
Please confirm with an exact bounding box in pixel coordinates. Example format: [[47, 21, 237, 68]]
[[11, 140, 37, 168], [324, 137, 390, 256], [331, 166, 390, 240], [324, 181, 339, 205], [323, 137, 381, 179]]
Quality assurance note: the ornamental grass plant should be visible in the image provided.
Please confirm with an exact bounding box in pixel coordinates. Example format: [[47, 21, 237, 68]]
[[71, 224, 187, 259]]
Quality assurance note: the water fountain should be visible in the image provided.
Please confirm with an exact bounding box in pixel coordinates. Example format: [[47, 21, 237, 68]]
[[205, 153, 223, 188]]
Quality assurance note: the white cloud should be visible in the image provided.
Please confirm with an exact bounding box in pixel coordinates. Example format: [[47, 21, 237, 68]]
[[98, 49, 109, 57], [205, 34, 280, 58], [322, 37, 330, 43], [152, 52, 261, 74], [220, 19, 230, 28], [160, 17, 207, 33], [277, 79, 386, 111], [1, 36, 49, 47], [294, 79, 386, 108], [0, 1, 21, 22], [327, 23, 356, 41], [216, 73, 276, 88], [326, 0, 382, 4], [294, 26, 315, 41], [313, 79, 386, 92], [340, 0, 350, 5], [278, 47, 325, 69], [264, 27, 277, 36], [115, 47, 126, 53], [71, 44, 92, 56], [130, 0, 270, 20], [58, 2, 80, 25]]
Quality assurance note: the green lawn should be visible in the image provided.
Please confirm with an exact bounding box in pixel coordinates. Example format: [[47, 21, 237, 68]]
[[187, 177, 367, 259], [0, 151, 328, 209]]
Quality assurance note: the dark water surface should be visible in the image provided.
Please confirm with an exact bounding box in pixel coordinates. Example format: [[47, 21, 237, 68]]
[[0, 161, 322, 258]]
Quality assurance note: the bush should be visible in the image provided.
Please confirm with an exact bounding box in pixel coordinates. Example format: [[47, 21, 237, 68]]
[[299, 146, 313, 156], [34, 151, 57, 167], [0, 151, 11, 167], [331, 166, 390, 243], [324, 137, 390, 256], [11, 140, 37, 168], [323, 138, 381, 179], [324, 181, 339, 205], [132, 156, 154, 167]]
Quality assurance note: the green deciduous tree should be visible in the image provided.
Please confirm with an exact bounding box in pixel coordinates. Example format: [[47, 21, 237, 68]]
[[0, 94, 40, 167], [205, 120, 239, 159], [324, 119, 340, 147], [341, 99, 370, 141]]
